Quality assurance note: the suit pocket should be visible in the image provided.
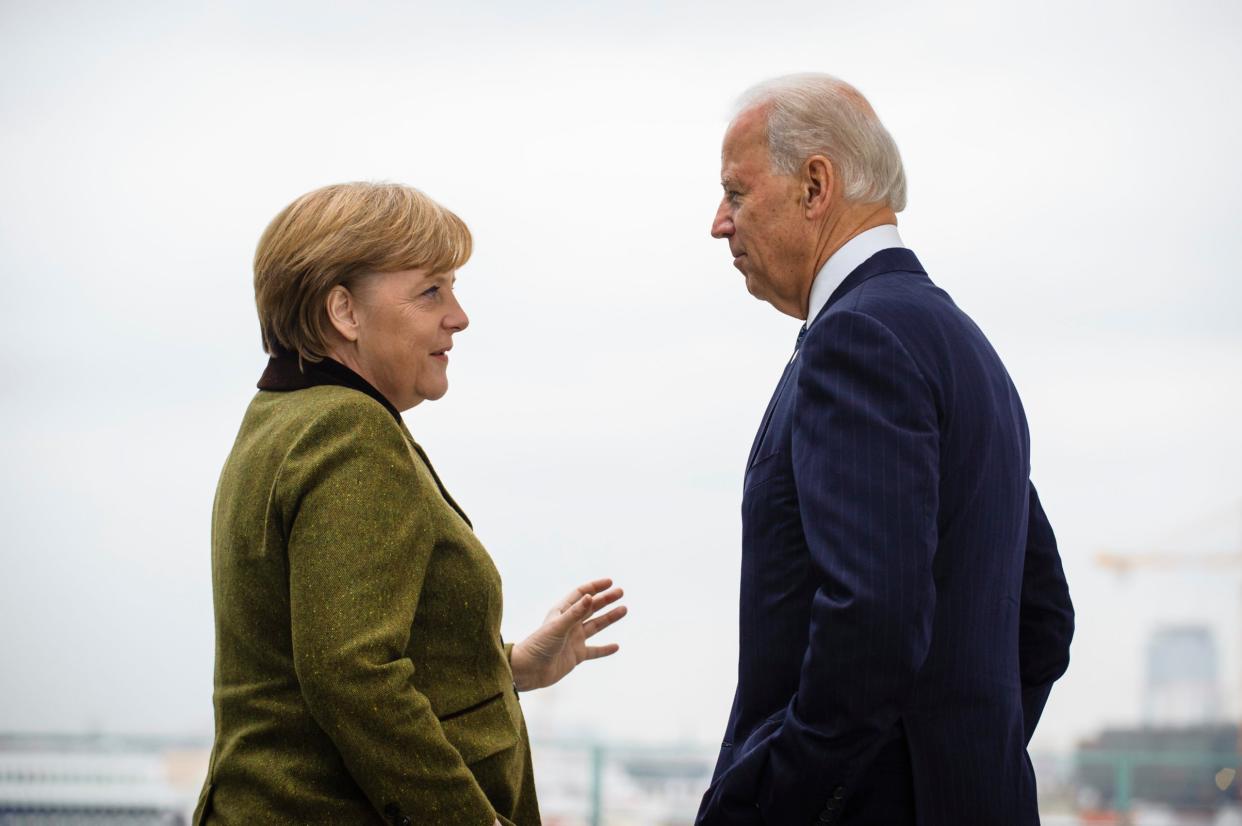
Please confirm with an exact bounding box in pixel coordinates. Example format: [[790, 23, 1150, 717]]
[[739, 709, 784, 756], [439, 691, 520, 765], [743, 451, 785, 491]]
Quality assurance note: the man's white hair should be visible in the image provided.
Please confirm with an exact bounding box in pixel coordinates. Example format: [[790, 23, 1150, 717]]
[[736, 73, 907, 212]]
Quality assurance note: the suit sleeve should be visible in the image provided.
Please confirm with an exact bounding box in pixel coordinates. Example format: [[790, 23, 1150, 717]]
[[1018, 483, 1074, 743], [703, 310, 940, 825], [279, 400, 497, 826]]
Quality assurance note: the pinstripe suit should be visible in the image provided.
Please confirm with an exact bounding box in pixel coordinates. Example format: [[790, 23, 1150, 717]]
[[696, 247, 1074, 825]]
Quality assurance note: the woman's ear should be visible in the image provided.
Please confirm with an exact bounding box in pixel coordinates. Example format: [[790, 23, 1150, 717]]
[[325, 285, 361, 343]]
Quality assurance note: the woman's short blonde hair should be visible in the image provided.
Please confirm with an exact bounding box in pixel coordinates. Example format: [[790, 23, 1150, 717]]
[[254, 181, 472, 362]]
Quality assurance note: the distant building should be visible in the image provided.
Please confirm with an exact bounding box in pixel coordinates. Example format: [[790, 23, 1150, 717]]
[[1144, 625, 1223, 727], [1073, 722, 1239, 812], [0, 734, 208, 825]]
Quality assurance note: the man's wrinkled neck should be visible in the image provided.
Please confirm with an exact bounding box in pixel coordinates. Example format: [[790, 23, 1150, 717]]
[[801, 201, 898, 317]]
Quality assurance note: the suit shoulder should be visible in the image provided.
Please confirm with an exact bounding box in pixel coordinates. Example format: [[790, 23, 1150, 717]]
[[839, 270, 947, 317], [248, 387, 407, 462], [823, 271, 971, 345], [810, 275, 922, 346], [259, 385, 396, 429]]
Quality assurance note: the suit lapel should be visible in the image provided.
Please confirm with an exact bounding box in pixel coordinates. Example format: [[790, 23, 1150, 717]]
[[745, 248, 927, 472], [746, 356, 797, 470], [401, 426, 474, 528]]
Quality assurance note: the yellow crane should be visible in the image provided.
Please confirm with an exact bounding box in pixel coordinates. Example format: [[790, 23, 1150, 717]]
[[1096, 547, 1242, 801]]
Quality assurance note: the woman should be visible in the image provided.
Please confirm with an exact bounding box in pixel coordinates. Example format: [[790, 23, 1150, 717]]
[[194, 182, 626, 826]]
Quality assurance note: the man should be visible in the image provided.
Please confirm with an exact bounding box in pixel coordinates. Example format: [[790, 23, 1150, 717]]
[[696, 74, 1074, 825]]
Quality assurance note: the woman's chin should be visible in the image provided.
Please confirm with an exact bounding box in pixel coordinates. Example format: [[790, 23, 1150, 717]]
[[419, 382, 450, 404]]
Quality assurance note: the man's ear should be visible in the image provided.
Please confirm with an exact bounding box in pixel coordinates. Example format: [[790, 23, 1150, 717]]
[[802, 154, 835, 218], [325, 284, 361, 343]]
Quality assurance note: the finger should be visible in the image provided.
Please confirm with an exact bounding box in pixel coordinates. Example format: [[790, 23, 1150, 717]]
[[557, 578, 614, 612], [584, 587, 623, 613], [584, 642, 620, 660], [550, 593, 594, 630], [583, 605, 627, 639], [577, 576, 614, 594]]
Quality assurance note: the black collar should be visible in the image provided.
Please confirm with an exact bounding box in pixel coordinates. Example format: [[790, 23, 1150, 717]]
[[257, 351, 402, 423]]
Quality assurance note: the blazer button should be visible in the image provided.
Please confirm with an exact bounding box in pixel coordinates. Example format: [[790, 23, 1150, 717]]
[[833, 785, 846, 799], [382, 803, 405, 825], [818, 811, 834, 823]]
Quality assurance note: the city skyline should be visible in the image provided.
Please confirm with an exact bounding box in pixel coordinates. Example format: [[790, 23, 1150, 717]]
[[2, 0, 1241, 757]]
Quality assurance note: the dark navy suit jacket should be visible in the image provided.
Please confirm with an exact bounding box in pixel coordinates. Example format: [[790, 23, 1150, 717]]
[[696, 249, 1074, 825]]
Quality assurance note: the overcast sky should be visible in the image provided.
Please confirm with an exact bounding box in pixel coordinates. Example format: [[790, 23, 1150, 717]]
[[2, 0, 1240, 754]]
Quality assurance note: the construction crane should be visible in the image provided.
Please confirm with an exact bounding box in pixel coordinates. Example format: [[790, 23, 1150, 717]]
[[1096, 551, 1242, 574], [1096, 545, 1242, 802]]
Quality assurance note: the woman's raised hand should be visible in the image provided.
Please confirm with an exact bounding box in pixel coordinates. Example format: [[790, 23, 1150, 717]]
[[510, 578, 627, 691]]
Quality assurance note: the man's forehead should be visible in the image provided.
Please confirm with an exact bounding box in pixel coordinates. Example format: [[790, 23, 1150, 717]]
[[723, 107, 765, 148], [721, 107, 769, 175]]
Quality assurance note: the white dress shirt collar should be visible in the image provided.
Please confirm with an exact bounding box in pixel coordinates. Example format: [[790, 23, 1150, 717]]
[[805, 224, 905, 326]]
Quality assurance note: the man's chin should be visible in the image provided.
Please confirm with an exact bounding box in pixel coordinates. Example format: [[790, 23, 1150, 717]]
[[742, 275, 765, 301]]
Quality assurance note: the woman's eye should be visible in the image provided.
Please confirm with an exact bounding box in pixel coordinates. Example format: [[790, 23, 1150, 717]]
[[422, 285, 440, 298]]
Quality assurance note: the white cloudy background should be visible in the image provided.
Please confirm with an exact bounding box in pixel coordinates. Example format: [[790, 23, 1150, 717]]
[[2, 0, 1240, 757]]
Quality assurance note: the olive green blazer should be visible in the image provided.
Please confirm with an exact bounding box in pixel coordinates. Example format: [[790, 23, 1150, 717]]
[[195, 382, 539, 826]]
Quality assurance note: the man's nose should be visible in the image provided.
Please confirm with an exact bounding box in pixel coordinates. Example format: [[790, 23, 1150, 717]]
[[711, 201, 733, 239]]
